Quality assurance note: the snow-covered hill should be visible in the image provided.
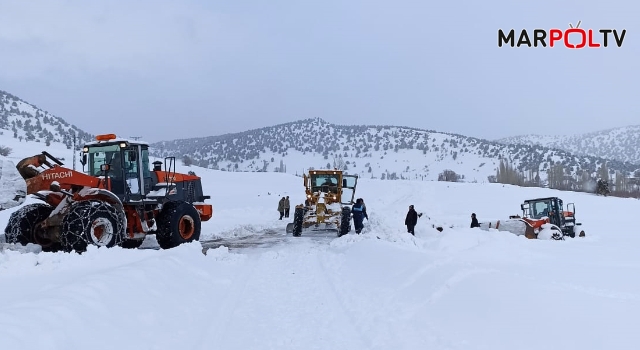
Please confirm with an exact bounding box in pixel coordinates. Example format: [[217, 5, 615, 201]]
[[1, 162, 640, 349], [0, 90, 93, 150], [496, 125, 640, 165], [3, 88, 638, 185], [152, 118, 639, 183]]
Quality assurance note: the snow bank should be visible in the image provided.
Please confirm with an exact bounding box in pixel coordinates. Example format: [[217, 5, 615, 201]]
[[2, 164, 640, 349], [0, 157, 26, 210]]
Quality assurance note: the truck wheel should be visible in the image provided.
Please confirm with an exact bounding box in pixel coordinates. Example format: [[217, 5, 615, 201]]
[[292, 207, 304, 237], [338, 207, 351, 237], [5, 203, 57, 251], [61, 200, 126, 253], [156, 201, 201, 249]]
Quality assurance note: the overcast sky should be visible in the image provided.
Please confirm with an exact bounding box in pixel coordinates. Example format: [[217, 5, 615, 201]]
[[0, 0, 637, 143]]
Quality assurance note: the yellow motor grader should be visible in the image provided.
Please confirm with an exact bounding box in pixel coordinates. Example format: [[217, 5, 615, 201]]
[[286, 169, 358, 237]]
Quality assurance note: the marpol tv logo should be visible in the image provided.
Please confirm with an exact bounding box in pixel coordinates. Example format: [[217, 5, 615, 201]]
[[498, 21, 626, 48]]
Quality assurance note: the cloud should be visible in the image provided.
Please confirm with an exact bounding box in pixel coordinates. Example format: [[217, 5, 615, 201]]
[[0, 0, 242, 79]]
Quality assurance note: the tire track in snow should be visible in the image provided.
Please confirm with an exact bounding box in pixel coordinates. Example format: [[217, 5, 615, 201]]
[[317, 249, 461, 349], [196, 239, 369, 349], [394, 256, 456, 293], [315, 252, 374, 350], [405, 268, 497, 321], [194, 255, 261, 349]]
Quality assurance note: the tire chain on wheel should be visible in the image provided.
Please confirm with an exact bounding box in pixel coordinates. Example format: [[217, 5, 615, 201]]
[[61, 200, 126, 252], [5, 203, 53, 247]]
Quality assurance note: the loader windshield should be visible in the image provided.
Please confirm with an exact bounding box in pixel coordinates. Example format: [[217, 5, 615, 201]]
[[528, 200, 552, 219], [86, 145, 121, 177]]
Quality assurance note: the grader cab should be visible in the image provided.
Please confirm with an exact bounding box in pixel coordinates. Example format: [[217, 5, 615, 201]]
[[286, 169, 358, 237]]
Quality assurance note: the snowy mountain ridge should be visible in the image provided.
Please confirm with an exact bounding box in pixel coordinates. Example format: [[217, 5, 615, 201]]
[[151, 118, 639, 183], [0, 90, 93, 150], [2, 88, 638, 185], [495, 125, 640, 165]]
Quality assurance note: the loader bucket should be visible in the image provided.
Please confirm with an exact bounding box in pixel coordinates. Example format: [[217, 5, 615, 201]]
[[479, 219, 536, 239]]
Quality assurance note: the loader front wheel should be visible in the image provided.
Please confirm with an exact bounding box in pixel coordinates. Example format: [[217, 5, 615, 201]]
[[61, 200, 126, 253], [156, 201, 201, 249], [4, 203, 56, 251], [292, 207, 304, 237]]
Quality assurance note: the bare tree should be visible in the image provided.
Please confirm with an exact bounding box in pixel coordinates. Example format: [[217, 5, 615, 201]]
[[438, 169, 459, 182], [0, 145, 12, 156]]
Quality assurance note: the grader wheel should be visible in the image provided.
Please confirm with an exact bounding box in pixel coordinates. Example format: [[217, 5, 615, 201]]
[[292, 207, 304, 237], [338, 207, 351, 237]]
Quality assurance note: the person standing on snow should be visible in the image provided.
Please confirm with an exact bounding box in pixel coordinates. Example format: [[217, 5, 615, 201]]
[[470, 213, 480, 228], [351, 198, 368, 234], [278, 197, 285, 220], [284, 196, 291, 218], [405, 205, 422, 235]]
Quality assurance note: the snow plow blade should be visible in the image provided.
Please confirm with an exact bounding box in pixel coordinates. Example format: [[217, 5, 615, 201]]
[[479, 219, 536, 239]]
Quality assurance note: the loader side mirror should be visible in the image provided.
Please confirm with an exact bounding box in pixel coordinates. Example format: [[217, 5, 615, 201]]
[[100, 164, 110, 172], [81, 153, 87, 166], [343, 179, 347, 188], [520, 204, 524, 211]]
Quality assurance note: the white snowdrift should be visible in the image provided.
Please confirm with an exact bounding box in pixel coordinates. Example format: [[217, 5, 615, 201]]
[[0, 157, 26, 211], [1, 156, 640, 349]]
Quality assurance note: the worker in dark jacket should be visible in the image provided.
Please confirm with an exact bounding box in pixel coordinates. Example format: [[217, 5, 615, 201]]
[[470, 213, 480, 228], [278, 197, 285, 220], [351, 198, 368, 234], [284, 196, 291, 218], [405, 205, 422, 235]]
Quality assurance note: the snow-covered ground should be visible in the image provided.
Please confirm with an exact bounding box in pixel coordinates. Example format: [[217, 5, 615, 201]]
[[1, 139, 640, 349]]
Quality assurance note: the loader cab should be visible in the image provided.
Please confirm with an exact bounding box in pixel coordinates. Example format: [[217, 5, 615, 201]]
[[521, 197, 564, 227], [82, 134, 151, 201]]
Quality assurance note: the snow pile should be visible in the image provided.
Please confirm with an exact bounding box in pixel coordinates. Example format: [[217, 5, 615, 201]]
[[2, 155, 640, 349], [0, 157, 26, 211]]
